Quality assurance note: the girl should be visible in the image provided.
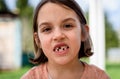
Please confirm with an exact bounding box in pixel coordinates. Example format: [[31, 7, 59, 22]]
[[21, 0, 110, 79]]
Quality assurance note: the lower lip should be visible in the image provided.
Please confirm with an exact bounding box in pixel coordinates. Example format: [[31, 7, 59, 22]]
[[54, 48, 69, 56]]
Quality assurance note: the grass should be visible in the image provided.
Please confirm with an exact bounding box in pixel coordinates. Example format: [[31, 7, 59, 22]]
[[0, 63, 120, 79], [106, 62, 120, 79], [0, 66, 30, 79]]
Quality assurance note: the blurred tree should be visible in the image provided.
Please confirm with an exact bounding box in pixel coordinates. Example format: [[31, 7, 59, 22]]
[[0, 0, 10, 12], [16, 0, 33, 18], [105, 14, 119, 51], [86, 12, 119, 51], [16, 0, 34, 52]]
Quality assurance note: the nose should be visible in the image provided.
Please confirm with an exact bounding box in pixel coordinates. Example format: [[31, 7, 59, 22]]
[[52, 28, 65, 41]]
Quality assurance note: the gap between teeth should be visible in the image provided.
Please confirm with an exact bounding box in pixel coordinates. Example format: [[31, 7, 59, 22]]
[[55, 46, 68, 52]]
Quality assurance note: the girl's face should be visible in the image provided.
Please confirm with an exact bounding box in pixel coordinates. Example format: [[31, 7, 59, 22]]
[[35, 2, 83, 65]]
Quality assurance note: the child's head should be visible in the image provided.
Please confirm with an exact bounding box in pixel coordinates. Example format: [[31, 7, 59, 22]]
[[31, 0, 93, 64]]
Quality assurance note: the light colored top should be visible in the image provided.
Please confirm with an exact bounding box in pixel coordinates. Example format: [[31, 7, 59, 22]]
[[21, 62, 110, 79]]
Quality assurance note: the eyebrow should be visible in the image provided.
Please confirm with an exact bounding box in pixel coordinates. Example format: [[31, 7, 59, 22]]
[[62, 18, 76, 23], [38, 22, 51, 28], [38, 18, 76, 28]]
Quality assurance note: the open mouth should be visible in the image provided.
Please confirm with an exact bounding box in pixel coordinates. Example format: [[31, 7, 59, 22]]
[[53, 45, 69, 52]]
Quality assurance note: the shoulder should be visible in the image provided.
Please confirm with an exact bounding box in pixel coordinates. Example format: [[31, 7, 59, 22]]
[[20, 63, 46, 79], [82, 62, 110, 79], [20, 67, 38, 79]]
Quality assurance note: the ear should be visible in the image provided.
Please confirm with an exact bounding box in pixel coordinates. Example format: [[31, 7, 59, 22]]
[[34, 32, 41, 48], [81, 24, 89, 41]]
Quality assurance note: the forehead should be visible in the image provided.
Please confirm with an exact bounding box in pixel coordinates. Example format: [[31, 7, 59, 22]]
[[39, 2, 72, 11], [37, 2, 79, 24]]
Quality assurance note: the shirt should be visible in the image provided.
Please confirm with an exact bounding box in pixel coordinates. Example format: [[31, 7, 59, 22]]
[[21, 62, 110, 79]]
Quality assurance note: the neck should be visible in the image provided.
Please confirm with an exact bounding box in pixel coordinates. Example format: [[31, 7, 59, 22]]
[[47, 59, 84, 79]]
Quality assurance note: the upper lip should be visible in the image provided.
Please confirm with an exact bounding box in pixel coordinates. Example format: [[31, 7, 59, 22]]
[[53, 43, 69, 51]]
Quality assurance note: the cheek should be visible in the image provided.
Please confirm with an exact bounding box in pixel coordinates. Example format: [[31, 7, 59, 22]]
[[73, 35, 81, 47], [39, 35, 52, 53], [38, 32, 50, 47], [40, 37, 49, 48], [71, 29, 82, 42], [69, 33, 81, 56], [70, 29, 82, 48]]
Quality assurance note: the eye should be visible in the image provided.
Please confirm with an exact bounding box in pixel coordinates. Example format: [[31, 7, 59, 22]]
[[41, 27, 52, 33], [63, 23, 73, 29]]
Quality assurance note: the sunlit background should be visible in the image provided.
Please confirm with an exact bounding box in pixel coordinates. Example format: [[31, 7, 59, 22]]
[[0, 0, 120, 79]]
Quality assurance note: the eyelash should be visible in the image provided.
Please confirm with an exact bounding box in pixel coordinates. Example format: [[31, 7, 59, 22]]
[[42, 27, 52, 33], [40, 23, 74, 33], [63, 23, 74, 29]]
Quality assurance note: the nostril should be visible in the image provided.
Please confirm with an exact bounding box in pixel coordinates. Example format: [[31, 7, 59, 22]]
[[53, 32, 65, 41]]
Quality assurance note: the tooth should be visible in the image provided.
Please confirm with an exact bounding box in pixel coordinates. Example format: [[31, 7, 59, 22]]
[[55, 47, 58, 52], [57, 48, 59, 51], [55, 46, 69, 52], [59, 47, 62, 51]]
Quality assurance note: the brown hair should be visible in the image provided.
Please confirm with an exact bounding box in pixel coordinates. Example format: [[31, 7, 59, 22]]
[[30, 0, 93, 64]]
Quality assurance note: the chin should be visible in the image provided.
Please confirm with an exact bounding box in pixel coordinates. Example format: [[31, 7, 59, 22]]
[[54, 58, 72, 65]]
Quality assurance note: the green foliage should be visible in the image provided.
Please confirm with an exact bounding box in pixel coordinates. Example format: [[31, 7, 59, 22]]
[[16, 0, 34, 52], [16, 0, 33, 18], [85, 12, 119, 51], [0, 0, 10, 12], [105, 15, 119, 50], [17, 0, 28, 9]]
